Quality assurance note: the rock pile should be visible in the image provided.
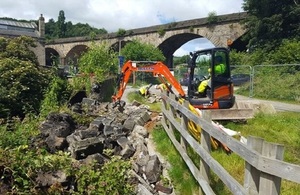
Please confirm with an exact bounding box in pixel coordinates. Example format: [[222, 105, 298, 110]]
[[35, 97, 173, 195]]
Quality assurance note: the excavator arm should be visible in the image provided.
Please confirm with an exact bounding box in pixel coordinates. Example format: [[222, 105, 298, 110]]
[[112, 60, 186, 102]]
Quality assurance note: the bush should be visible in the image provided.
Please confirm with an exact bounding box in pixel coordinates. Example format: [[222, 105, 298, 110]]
[[0, 58, 51, 118], [76, 43, 118, 93], [40, 76, 72, 118]]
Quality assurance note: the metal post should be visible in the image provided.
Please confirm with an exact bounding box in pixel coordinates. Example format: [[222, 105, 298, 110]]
[[118, 39, 122, 73]]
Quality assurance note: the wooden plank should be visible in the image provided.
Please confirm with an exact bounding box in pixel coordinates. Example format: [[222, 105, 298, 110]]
[[244, 137, 264, 195], [161, 94, 300, 184], [210, 108, 254, 120], [161, 118, 216, 195], [180, 101, 189, 151], [162, 106, 247, 195], [200, 110, 212, 186], [259, 141, 284, 195]]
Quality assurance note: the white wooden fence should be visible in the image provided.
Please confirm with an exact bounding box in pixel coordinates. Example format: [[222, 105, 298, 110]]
[[160, 92, 300, 195]]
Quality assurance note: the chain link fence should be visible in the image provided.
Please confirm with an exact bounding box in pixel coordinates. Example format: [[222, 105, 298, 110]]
[[231, 64, 300, 102], [127, 64, 300, 102]]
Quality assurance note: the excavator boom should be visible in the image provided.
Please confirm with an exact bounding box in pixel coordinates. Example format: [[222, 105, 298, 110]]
[[112, 60, 186, 102]]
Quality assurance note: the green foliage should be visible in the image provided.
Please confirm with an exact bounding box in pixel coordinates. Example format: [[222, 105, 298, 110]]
[[152, 111, 300, 195], [128, 30, 134, 35], [229, 50, 250, 65], [0, 112, 134, 194], [255, 70, 300, 102], [0, 146, 73, 194], [157, 26, 166, 37], [127, 91, 161, 112], [0, 36, 38, 65], [242, 0, 300, 51], [75, 156, 135, 195], [68, 111, 94, 126], [78, 42, 118, 84], [45, 10, 107, 39], [267, 39, 300, 65], [231, 39, 300, 103], [0, 115, 39, 148], [225, 112, 300, 193], [151, 125, 199, 194], [0, 36, 52, 118], [207, 11, 218, 24], [120, 40, 165, 91], [168, 22, 177, 28], [56, 10, 66, 38], [189, 26, 194, 32], [230, 48, 273, 66], [173, 55, 190, 65], [40, 76, 72, 118], [117, 28, 126, 37], [121, 39, 165, 61]]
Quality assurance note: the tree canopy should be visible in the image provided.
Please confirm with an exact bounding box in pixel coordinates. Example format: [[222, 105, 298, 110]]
[[78, 43, 118, 82], [44, 10, 107, 40], [121, 40, 165, 62], [0, 36, 51, 118], [242, 0, 300, 50]]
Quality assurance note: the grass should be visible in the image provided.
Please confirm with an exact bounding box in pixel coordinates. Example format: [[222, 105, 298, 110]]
[[235, 71, 300, 104], [151, 126, 199, 195], [151, 111, 300, 194], [127, 90, 162, 112], [126, 79, 300, 194]]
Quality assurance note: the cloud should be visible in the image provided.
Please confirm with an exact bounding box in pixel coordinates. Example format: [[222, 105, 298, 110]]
[[0, 0, 244, 32], [174, 38, 215, 57], [0, 0, 244, 56]]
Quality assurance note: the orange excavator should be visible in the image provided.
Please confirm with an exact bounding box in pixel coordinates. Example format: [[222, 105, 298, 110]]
[[112, 47, 235, 110]]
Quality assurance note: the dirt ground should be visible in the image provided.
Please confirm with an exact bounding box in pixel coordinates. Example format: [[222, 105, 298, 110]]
[[144, 111, 161, 131]]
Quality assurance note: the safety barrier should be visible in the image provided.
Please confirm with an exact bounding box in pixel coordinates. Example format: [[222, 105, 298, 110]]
[[160, 92, 300, 194]]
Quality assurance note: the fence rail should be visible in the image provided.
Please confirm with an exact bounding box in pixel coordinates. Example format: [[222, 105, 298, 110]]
[[160, 92, 300, 194]]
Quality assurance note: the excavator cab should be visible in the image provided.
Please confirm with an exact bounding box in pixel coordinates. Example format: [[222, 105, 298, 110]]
[[187, 47, 235, 109]]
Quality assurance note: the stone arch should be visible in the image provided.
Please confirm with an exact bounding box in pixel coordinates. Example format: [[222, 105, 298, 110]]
[[158, 33, 204, 67], [45, 47, 60, 66], [65, 44, 89, 66]]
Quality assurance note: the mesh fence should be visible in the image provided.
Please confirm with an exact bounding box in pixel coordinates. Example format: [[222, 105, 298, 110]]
[[122, 64, 300, 102]]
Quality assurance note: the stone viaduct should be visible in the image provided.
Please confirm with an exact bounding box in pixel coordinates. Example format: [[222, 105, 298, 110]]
[[45, 12, 248, 67]]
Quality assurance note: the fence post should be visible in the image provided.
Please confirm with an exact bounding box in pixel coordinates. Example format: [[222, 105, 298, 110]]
[[200, 110, 212, 194], [244, 136, 284, 195], [180, 100, 190, 151], [258, 141, 284, 195], [244, 136, 264, 194], [160, 91, 168, 129], [162, 93, 179, 142]]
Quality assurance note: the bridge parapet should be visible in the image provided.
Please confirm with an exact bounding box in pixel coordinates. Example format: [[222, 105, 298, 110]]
[[45, 12, 248, 66]]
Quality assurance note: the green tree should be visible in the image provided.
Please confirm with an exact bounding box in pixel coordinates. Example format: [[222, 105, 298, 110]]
[[78, 42, 118, 82], [242, 0, 300, 50], [121, 40, 165, 61], [0, 36, 38, 65], [268, 39, 300, 65], [56, 10, 66, 38], [121, 40, 166, 85], [0, 37, 51, 118], [173, 55, 190, 66], [117, 28, 126, 37], [207, 11, 218, 24], [45, 18, 57, 39]]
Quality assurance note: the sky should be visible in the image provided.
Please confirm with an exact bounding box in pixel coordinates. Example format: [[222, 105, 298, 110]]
[[0, 0, 244, 56]]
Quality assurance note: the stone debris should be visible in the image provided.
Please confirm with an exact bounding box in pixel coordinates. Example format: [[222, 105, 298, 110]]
[[36, 96, 174, 194]]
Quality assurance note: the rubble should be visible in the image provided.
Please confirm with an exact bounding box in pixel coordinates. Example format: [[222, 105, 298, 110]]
[[36, 96, 174, 194]]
